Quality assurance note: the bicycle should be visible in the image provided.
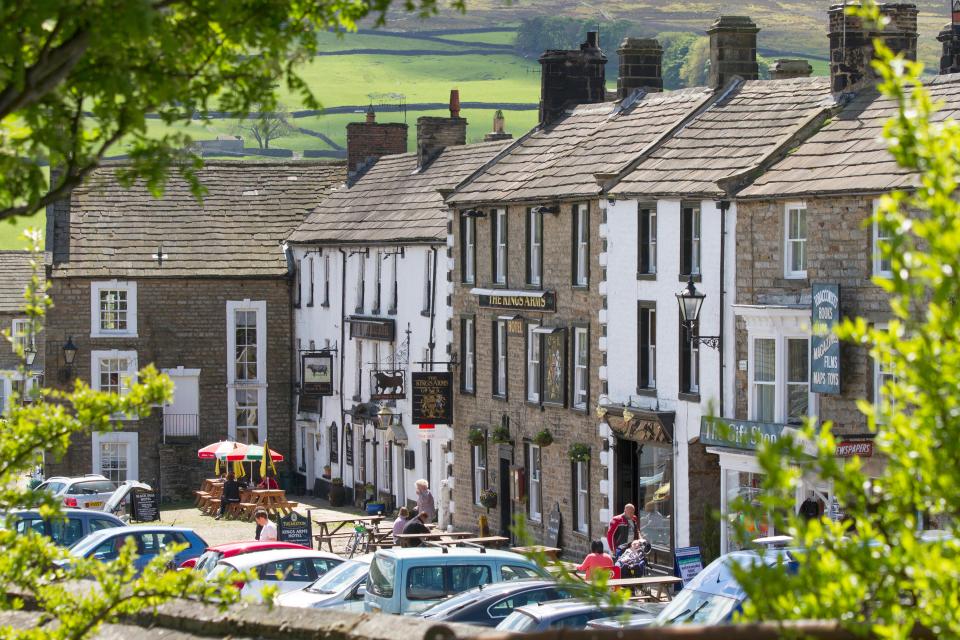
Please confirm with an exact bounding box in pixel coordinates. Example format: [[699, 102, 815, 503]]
[[344, 523, 367, 558]]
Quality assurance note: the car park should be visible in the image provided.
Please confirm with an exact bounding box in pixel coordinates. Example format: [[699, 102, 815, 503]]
[[205, 548, 343, 603], [417, 579, 587, 627], [275, 555, 373, 612], [364, 547, 551, 615], [495, 599, 651, 632], [181, 540, 312, 574], [35, 475, 117, 510], [66, 526, 207, 576], [5, 509, 124, 547]]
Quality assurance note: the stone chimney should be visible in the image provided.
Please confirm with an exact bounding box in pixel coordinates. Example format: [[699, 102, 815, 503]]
[[617, 38, 663, 98], [938, 23, 960, 74], [416, 90, 467, 169], [346, 106, 408, 175], [538, 31, 607, 125], [828, 2, 918, 94], [707, 16, 760, 89], [483, 110, 513, 142], [770, 59, 814, 79]]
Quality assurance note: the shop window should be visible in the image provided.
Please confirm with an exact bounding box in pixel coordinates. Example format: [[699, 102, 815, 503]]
[[724, 469, 769, 552], [752, 338, 776, 422], [638, 444, 672, 550]]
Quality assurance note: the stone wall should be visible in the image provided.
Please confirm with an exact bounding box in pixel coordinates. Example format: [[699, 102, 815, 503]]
[[450, 200, 604, 558], [43, 277, 293, 500]]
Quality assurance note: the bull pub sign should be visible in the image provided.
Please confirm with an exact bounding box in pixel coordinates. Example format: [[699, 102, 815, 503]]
[[411, 371, 453, 424], [475, 290, 556, 312], [811, 283, 841, 394]]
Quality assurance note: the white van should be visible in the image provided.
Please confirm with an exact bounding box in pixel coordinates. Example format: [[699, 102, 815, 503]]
[[364, 547, 550, 615]]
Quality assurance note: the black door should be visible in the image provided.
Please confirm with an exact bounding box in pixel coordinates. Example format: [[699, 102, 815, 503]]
[[614, 437, 640, 513], [499, 457, 512, 538]]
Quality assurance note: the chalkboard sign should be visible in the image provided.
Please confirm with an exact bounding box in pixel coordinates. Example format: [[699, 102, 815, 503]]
[[277, 510, 313, 547], [546, 504, 562, 549], [131, 488, 160, 522], [674, 546, 704, 587]]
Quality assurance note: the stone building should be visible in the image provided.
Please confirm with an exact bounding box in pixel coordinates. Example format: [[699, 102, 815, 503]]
[[446, 32, 715, 560], [0, 251, 44, 414], [42, 161, 345, 500], [287, 98, 510, 517]]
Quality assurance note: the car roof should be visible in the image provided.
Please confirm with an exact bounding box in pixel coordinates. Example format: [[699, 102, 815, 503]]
[[377, 548, 530, 561], [9, 509, 123, 520], [103, 525, 196, 535], [451, 578, 559, 599], [515, 598, 638, 620], [222, 548, 341, 569], [207, 540, 310, 554]]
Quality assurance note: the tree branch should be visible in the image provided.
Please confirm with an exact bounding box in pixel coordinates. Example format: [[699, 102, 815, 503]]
[[0, 28, 91, 119]]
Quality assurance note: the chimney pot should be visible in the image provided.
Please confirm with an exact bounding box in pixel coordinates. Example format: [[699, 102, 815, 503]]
[[617, 37, 664, 98], [938, 24, 960, 75], [707, 16, 760, 90], [770, 59, 813, 79], [365, 105, 376, 124], [450, 89, 461, 118], [484, 109, 513, 142]]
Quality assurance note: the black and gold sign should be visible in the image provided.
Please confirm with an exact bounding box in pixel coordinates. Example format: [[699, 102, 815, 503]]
[[411, 371, 454, 424], [477, 291, 556, 312]]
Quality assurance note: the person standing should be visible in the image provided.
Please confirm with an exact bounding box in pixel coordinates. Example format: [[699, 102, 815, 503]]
[[605, 503, 639, 557], [415, 479, 435, 522], [216, 472, 241, 520], [255, 509, 277, 541], [400, 511, 430, 547]]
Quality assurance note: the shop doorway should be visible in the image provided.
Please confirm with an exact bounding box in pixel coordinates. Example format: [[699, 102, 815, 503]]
[[614, 437, 674, 571]]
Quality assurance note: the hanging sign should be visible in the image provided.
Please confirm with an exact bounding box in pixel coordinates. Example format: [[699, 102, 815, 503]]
[[349, 316, 396, 342], [674, 546, 704, 586], [411, 372, 453, 424], [811, 283, 841, 394], [302, 352, 334, 397], [370, 369, 406, 400]]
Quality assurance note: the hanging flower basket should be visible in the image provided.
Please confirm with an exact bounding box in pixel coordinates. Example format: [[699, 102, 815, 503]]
[[568, 443, 591, 462], [491, 425, 512, 445], [467, 427, 486, 447], [533, 429, 554, 447], [479, 488, 498, 510]]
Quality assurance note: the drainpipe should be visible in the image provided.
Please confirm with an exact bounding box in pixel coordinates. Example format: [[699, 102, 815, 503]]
[[718, 200, 730, 418], [427, 246, 439, 371], [338, 248, 349, 494]]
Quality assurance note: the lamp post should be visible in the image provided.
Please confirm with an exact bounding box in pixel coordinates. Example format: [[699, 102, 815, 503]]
[[23, 342, 37, 367], [676, 275, 720, 350]]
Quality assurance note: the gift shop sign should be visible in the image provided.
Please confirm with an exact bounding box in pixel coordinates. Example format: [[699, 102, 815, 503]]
[[811, 283, 841, 394]]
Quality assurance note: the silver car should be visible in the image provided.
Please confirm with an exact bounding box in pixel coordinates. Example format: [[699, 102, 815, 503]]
[[35, 475, 117, 510], [275, 555, 372, 611]]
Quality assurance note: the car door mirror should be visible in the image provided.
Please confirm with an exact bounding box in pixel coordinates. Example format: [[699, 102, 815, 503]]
[[353, 583, 367, 599]]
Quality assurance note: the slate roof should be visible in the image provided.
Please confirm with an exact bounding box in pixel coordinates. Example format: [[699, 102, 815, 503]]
[[446, 87, 714, 205], [610, 76, 835, 198], [0, 251, 34, 313], [55, 161, 346, 278], [289, 140, 511, 244], [739, 74, 960, 198]]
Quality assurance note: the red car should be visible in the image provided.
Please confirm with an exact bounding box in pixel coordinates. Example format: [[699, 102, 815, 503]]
[[180, 540, 310, 574]]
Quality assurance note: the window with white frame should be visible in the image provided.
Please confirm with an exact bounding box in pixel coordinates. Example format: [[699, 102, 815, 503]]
[[573, 203, 589, 286], [527, 208, 542, 286], [472, 441, 487, 505], [573, 327, 588, 409], [92, 350, 138, 420], [423, 251, 433, 314], [681, 204, 701, 277], [875, 346, 896, 415], [307, 256, 315, 306], [373, 250, 383, 313], [323, 253, 331, 306], [90, 281, 137, 337], [356, 252, 366, 313], [784, 203, 808, 278], [461, 318, 475, 393], [227, 301, 266, 442], [639, 305, 656, 389], [93, 432, 138, 482], [528, 444, 542, 521], [493, 208, 507, 285], [574, 460, 588, 533], [0, 380, 7, 416], [639, 205, 657, 275], [786, 338, 810, 422], [752, 338, 776, 422], [462, 213, 476, 284], [526, 324, 540, 402], [873, 200, 892, 277], [11, 319, 34, 355], [294, 258, 303, 307], [494, 320, 507, 397]]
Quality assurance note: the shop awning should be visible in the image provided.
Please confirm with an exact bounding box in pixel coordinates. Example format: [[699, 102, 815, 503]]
[[602, 404, 674, 444]]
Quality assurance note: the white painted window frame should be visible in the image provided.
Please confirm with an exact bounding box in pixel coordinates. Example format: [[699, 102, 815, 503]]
[[748, 334, 816, 424], [356, 252, 366, 312], [528, 208, 542, 286], [784, 202, 808, 279], [575, 460, 589, 533], [226, 300, 267, 442], [575, 203, 589, 286], [495, 320, 507, 397], [526, 323, 540, 402], [11, 318, 34, 354], [463, 318, 475, 393], [473, 443, 486, 505], [494, 208, 507, 285], [573, 326, 588, 409], [464, 214, 476, 284], [873, 199, 893, 278], [91, 349, 138, 421], [92, 431, 139, 481], [529, 444, 542, 522], [90, 281, 138, 338]]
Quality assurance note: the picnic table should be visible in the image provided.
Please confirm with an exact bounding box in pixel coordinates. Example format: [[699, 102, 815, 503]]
[[228, 488, 298, 521], [511, 545, 562, 561], [434, 535, 510, 548], [312, 514, 385, 553], [396, 531, 474, 544], [195, 480, 223, 514], [608, 575, 683, 602]]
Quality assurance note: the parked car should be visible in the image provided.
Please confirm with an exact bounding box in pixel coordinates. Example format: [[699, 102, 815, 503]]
[[35, 475, 117, 510], [496, 599, 650, 632], [276, 555, 373, 612], [206, 548, 343, 603], [585, 605, 671, 630], [364, 548, 551, 615], [5, 509, 124, 547], [418, 579, 588, 627], [66, 526, 207, 576], [181, 540, 312, 574]]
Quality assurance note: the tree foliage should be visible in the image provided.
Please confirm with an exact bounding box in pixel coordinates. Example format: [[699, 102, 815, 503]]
[[729, 2, 960, 638], [0, 0, 465, 224]]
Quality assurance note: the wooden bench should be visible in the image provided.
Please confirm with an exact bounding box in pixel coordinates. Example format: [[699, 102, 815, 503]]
[[194, 490, 210, 508], [204, 499, 221, 516]]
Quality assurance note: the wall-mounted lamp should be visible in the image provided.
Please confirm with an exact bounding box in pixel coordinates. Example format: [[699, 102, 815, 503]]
[[606, 196, 616, 205], [24, 342, 37, 367], [59, 336, 78, 383], [461, 209, 487, 219], [676, 276, 720, 350], [531, 205, 560, 216]]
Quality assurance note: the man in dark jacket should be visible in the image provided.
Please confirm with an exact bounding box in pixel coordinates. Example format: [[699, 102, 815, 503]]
[[605, 503, 639, 557], [217, 472, 241, 520], [400, 510, 430, 547]]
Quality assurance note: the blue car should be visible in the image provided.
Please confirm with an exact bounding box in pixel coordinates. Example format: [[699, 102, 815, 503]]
[[6, 509, 124, 547], [67, 526, 207, 575]]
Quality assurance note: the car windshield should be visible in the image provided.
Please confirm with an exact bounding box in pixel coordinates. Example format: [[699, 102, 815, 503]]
[[206, 562, 238, 582], [655, 588, 740, 626], [497, 610, 538, 632], [70, 529, 114, 556], [195, 551, 224, 576], [367, 555, 395, 598], [305, 560, 367, 594]]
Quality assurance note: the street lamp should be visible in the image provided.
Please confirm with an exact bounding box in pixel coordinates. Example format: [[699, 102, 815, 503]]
[[23, 341, 37, 366], [376, 404, 394, 429], [675, 275, 720, 350], [63, 336, 78, 366]]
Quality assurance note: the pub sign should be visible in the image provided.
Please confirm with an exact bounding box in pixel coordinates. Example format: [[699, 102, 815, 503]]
[[811, 283, 841, 394], [475, 290, 556, 312], [349, 316, 396, 342], [301, 352, 334, 397], [411, 371, 454, 424]]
